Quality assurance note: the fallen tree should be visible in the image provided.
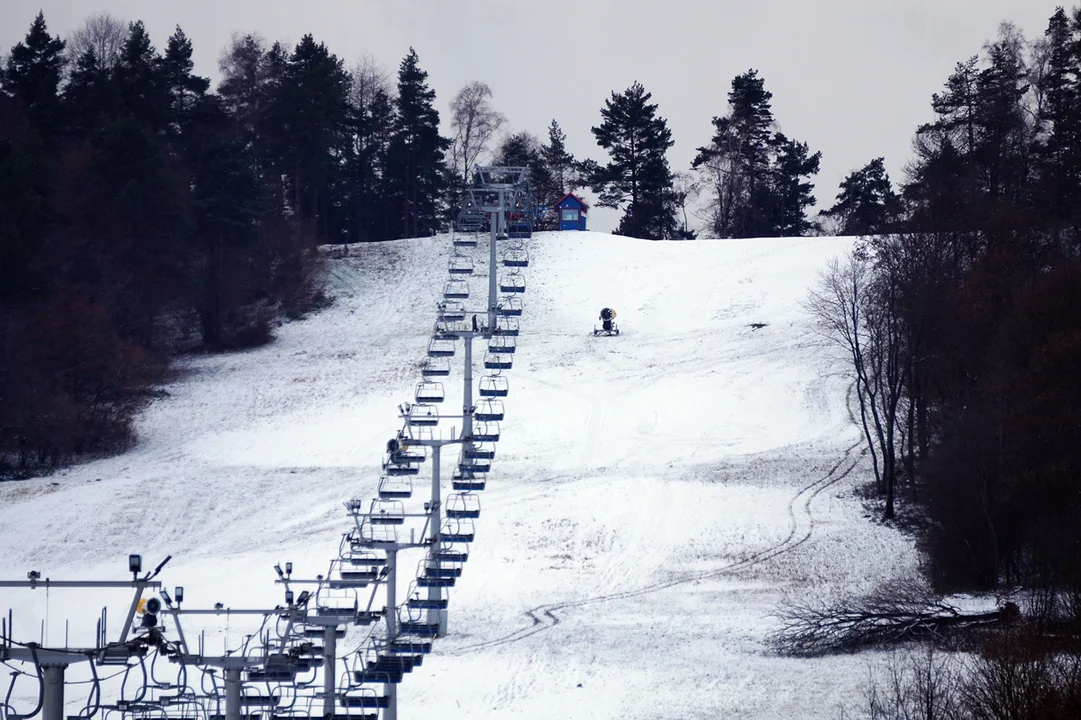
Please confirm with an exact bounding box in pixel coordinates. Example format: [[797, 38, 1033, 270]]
[[771, 578, 1018, 657]]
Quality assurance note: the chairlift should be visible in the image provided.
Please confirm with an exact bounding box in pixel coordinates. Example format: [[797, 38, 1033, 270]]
[[506, 220, 533, 239], [484, 352, 513, 370], [451, 469, 486, 492], [479, 374, 509, 397], [496, 296, 523, 316], [378, 475, 413, 499], [437, 300, 467, 321], [440, 517, 476, 543], [446, 493, 481, 519], [340, 689, 390, 709], [448, 254, 474, 275], [367, 499, 405, 525], [452, 234, 479, 248], [435, 319, 469, 339], [492, 316, 519, 336], [414, 381, 445, 404], [488, 335, 516, 354], [420, 357, 451, 377], [406, 402, 440, 426], [354, 516, 399, 546], [474, 399, 505, 422], [443, 279, 470, 300], [499, 273, 526, 294], [457, 449, 491, 473], [502, 248, 529, 267], [427, 336, 456, 357], [341, 547, 387, 568], [383, 456, 419, 476], [471, 421, 501, 442], [463, 443, 496, 460]]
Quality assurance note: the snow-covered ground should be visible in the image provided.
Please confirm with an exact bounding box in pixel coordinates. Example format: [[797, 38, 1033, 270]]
[[0, 231, 919, 719]]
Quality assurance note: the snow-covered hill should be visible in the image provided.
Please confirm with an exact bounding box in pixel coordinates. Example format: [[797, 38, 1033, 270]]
[[0, 231, 917, 719]]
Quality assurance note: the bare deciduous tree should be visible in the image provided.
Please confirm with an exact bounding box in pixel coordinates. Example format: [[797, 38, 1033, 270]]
[[349, 53, 392, 111], [448, 81, 504, 184], [806, 244, 908, 520], [67, 12, 127, 69]]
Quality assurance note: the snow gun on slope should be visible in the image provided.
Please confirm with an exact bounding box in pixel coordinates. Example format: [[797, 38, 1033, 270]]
[[593, 307, 619, 336]]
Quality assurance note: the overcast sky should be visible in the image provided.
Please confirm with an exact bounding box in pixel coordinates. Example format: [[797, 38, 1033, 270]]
[[2, 0, 1054, 233]]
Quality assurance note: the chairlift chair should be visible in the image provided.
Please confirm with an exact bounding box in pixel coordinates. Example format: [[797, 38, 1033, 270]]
[[451, 469, 486, 492], [488, 335, 516, 354], [420, 357, 451, 377], [456, 450, 491, 474], [440, 517, 476, 543], [443, 279, 469, 300], [427, 335, 456, 357], [405, 402, 440, 427], [496, 296, 523, 316], [446, 493, 481, 519], [366, 499, 405, 525], [484, 352, 513, 370], [463, 442, 496, 460], [378, 474, 413, 499], [499, 273, 526, 294], [492, 316, 520, 336], [452, 234, 479, 248], [502, 248, 529, 267], [471, 421, 501, 442], [437, 300, 467, 321], [414, 381, 445, 404], [447, 254, 474, 275], [474, 399, 505, 422], [435, 319, 468, 339], [478, 374, 509, 397]]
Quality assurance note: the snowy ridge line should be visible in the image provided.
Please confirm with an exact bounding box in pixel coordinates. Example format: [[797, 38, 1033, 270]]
[[449, 434, 867, 655]]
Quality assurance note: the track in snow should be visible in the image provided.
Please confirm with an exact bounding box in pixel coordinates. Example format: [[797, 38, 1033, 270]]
[[450, 434, 867, 655]]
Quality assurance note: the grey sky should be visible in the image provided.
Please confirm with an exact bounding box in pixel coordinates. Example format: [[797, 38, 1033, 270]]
[[2, 0, 1054, 234]]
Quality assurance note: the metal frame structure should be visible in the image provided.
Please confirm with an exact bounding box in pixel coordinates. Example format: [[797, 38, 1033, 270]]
[[0, 166, 534, 720]]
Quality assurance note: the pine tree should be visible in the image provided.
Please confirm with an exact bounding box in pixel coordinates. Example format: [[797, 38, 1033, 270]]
[[113, 21, 170, 131], [694, 70, 819, 238], [160, 26, 210, 140], [278, 34, 350, 240], [1, 11, 66, 132], [972, 25, 1031, 204], [763, 134, 821, 236], [589, 81, 677, 239], [542, 119, 577, 197], [1035, 7, 1080, 223], [63, 48, 112, 135], [926, 57, 981, 156], [385, 48, 449, 238], [823, 157, 899, 235], [693, 70, 777, 237]]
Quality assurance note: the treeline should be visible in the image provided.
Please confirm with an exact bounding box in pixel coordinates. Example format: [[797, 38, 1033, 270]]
[[0, 11, 593, 472], [811, 6, 1081, 618], [0, 14, 416, 469]]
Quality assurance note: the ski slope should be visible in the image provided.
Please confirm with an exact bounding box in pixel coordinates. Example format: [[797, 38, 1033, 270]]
[[0, 231, 918, 719]]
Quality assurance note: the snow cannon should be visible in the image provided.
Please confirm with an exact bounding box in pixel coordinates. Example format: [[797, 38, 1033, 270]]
[[594, 308, 619, 336]]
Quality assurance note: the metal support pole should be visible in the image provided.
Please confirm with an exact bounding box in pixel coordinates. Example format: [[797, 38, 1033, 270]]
[[323, 625, 337, 718], [462, 335, 474, 450], [224, 668, 242, 720], [42, 665, 66, 720], [386, 681, 397, 720], [487, 190, 503, 332], [428, 446, 448, 637], [385, 549, 397, 641], [384, 547, 398, 720]]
